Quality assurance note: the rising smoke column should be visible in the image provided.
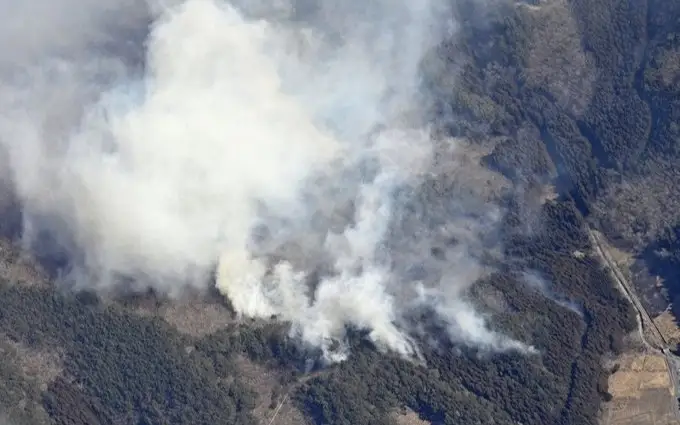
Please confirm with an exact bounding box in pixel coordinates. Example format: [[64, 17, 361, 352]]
[[0, 0, 531, 360]]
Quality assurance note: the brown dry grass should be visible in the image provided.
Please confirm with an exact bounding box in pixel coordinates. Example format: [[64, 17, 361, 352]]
[[0, 336, 63, 391], [657, 49, 680, 87], [603, 389, 680, 425], [392, 409, 430, 425], [121, 291, 236, 338], [591, 230, 635, 270], [234, 356, 308, 425], [0, 239, 49, 288], [610, 371, 670, 397], [654, 311, 680, 346], [602, 354, 679, 425], [538, 184, 559, 204], [432, 137, 511, 203], [159, 301, 234, 337], [519, 0, 596, 116]]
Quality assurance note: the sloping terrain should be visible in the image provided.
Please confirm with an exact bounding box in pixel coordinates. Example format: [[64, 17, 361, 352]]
[[4, 0, 680, 424]]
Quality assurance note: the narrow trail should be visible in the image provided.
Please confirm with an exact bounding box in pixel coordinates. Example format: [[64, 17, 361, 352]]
[[266, 393, 289, 425], [266, 370, 325, 425]]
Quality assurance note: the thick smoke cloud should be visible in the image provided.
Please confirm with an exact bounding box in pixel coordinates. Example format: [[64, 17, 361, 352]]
[[0, 0, 531, 360]]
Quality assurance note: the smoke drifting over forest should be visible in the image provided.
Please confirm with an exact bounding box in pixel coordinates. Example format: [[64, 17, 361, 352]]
[[0, 0, 531, 360]]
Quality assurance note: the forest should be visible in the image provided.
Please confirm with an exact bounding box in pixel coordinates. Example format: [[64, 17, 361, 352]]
[[2, 0, 680, 424]]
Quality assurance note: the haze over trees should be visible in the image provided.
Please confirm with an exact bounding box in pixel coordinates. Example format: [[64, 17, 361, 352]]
[[1, 0, 680, 424]]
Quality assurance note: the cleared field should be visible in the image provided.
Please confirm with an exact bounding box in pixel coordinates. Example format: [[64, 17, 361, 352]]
[[602, 354, 680, 425]]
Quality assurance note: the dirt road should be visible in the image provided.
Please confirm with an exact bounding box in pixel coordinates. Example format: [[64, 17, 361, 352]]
[[587, 228, 680, 417]]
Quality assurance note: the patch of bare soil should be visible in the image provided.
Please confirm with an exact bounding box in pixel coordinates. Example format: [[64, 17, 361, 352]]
[[159, 301, 235, 337], [116, 289, 237, 338], [0, 239, 49, 287], [652, 47, 680, 88], [654, 311, 680, 346], [538, 184, 559, 204], [234, 356, 308, 425], [392, 408, 431, 425], [433, 137, 511, 203], [602, 353, 679, 425], [591, 230, 636, 271], [0, 335, 61, 425], [0, 336, 63, 391]]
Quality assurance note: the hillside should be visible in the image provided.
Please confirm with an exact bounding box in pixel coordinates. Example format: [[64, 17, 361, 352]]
[[2, 0, 680, 425]]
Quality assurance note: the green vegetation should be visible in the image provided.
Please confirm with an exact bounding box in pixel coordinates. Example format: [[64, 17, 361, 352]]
[[0, 286, 260, 425], [291, 199, 635, 425], [0, 196, 636, 425], [5, 0, 680, 424]]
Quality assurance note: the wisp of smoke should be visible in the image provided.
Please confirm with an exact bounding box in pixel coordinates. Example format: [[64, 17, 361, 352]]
[[0, 0, 532, 360], [523, 272, 584, 317]]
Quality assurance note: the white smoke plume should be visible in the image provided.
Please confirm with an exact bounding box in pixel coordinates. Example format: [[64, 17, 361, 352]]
[[0, 0, 531, 360], [523, 272, 584, 317]]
